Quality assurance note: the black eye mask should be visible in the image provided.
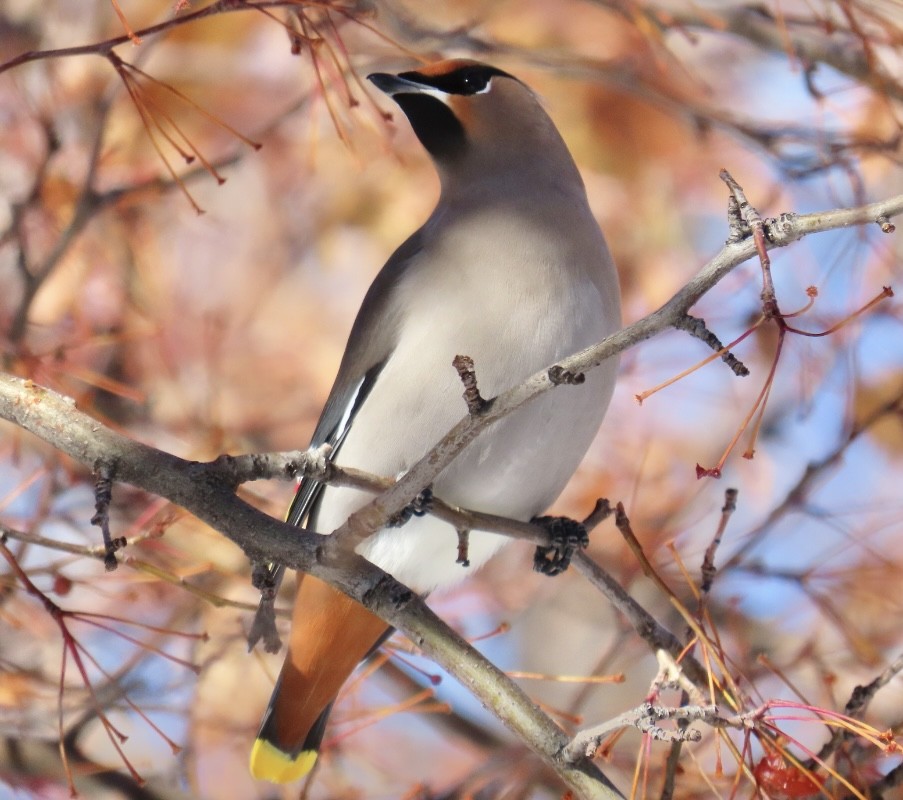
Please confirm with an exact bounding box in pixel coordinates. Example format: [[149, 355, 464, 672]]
[[398, 64, 512, 96]]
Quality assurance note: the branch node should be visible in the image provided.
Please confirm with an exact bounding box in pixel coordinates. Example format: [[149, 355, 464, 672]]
[[456, 528, 471, 567], [548, 365, 586, 386], [362, 574, 414, 612], [312, 440, 332, 466], [724, 192, 750, 243], [452, 354, 491, 415], [248, 562, 284, 653], [876, 215, 896, 233], [582, 498, 615, 531], [721, 169, 782, 316], [565, 700, 716, 763], [765, 212, 799, 242]]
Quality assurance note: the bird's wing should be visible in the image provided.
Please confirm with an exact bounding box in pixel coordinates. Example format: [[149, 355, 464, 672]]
[[287, 227, 424, 528], [248, 228, 424, 651]]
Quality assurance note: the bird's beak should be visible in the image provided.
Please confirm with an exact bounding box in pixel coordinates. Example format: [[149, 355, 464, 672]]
[[367, 72, 433, 98]]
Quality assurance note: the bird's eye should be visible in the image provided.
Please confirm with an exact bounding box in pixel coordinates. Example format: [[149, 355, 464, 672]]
[[453, 69, 492, 95], [400, 64, 511, 97]]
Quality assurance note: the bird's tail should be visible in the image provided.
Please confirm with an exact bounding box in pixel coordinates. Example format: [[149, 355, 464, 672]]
[[249, 574, 389, 783]]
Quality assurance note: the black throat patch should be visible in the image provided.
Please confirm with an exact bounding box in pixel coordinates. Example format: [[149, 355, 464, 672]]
[[393, 93, 467, 161]]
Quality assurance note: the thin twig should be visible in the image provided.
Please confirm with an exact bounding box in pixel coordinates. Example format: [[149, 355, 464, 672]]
[[90, 461, 123, 571], [673, 315, 749, 377], [564, 702, 757, 762], [700, 488, 739, 596], [453, 354, 491, 415], [719, 169, 780, 317], [816, 650, 903, 762]]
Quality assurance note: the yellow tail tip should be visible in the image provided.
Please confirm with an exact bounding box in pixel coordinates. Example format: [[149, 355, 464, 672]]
[[249, 738, 317, 783]]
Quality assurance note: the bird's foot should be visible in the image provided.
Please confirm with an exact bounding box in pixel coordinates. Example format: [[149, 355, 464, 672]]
[[387, 486, 434, 527], [531, 515, 588, 576]]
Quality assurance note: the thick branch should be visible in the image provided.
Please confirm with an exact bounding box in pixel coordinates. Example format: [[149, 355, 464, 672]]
[[0, 376, 619, 799]]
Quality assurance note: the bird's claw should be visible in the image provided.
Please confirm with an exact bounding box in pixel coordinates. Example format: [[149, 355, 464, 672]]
[[388, 486, 434, 527], [531, 515, 588, 576]]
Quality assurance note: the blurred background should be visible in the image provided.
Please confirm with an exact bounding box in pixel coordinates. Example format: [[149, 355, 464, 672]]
[[1, 1, 902, 798]]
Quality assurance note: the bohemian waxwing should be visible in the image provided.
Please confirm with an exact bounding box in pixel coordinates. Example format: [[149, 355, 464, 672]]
[[249, 58, 621, 783]]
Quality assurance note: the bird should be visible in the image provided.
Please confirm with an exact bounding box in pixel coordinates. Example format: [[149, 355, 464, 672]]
[[249, 58, 621, 783]]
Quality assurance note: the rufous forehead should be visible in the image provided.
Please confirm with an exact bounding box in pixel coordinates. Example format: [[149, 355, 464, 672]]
[[410, 58, 488, 78]]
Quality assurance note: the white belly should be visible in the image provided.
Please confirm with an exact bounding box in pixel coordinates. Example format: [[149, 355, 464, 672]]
[[312, 205, 620, 592]]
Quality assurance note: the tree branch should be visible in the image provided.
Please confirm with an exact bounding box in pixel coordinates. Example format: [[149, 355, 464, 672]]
[[0, 0, 338, 75], [324, 192, 903, 555], [0, 375, 621, 799], [0, 188, 899, 799], [668, 3, 903, 104]]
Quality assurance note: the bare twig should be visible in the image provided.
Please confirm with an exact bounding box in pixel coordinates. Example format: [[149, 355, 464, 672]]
[[700, 488, 739, 596], [91, 461, 124, 571], [816, 650, 903, 762], [548, 365, 587, 385], [564, 702, 758, 763], [0, 1, 327, 75], [719, 169, 779, 317], [571, 553, 704, 685], [673, 315, 749, 377], [723, 384, 903, 568], [583, 498, 616, 531], [857, 760, 903, 798], [0, 521, 262, 612], [453, 354, 490, 415], [876, 214, 896, 233]]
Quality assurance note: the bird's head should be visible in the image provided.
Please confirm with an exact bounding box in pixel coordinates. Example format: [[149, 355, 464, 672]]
[[368, 59, 581, 193]]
